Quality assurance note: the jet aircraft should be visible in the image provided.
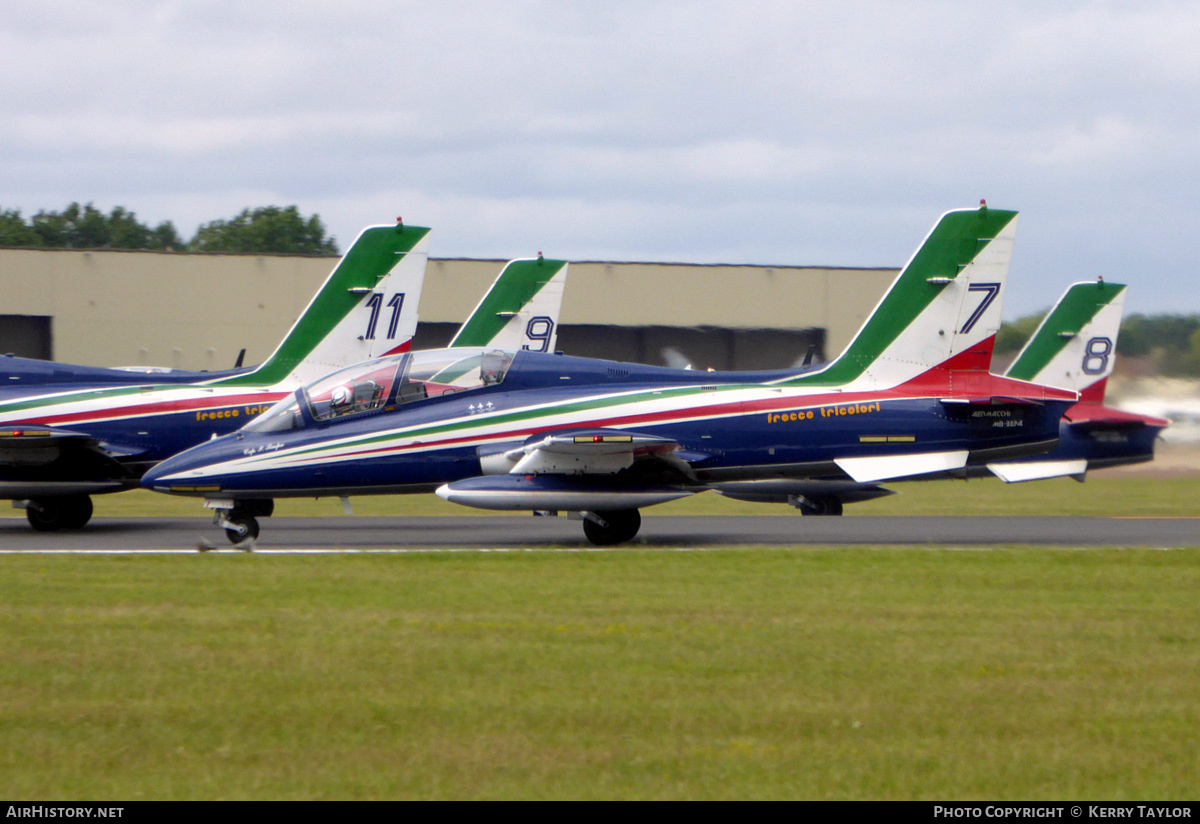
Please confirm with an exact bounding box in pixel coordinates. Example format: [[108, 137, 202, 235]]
[[2, 221, 572, 532], [716, 279, 1170, 513], [1, 221, 433, 530], [0, 225, 435, 390], [143, 205, 1081, 545], [990, 279, 1168, 480]]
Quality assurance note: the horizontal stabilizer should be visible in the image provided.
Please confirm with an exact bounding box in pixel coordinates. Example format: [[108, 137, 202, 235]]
[[835, 450, 969, 483], [987, 459, 1088, 483], [1063, 403, 1171, 429], [437, 474, 693, 511]]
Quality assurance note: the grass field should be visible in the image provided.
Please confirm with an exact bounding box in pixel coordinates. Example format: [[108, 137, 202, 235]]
[[4, 462, 1199, 800], [3, 546, 1199, 799]]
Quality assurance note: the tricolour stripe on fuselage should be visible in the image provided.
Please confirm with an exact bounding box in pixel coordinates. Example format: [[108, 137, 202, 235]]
[[0, 383, 288, 461], [150, 376, 1067, 492]]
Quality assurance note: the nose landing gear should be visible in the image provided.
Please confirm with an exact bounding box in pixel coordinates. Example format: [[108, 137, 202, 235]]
[[208, 499, 274, 545]]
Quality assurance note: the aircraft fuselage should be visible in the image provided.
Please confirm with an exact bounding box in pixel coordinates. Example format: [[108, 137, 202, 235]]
[[142, 350, 1073, 499]]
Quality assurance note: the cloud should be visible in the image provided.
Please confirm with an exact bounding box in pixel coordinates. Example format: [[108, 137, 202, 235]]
[[3, 1, 1200, 317]]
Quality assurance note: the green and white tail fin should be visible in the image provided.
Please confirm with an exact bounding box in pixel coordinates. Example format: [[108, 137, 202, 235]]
[[1004, 280, 1126, 402], [780, 204, 1018, 390], [213, 222, 432, 389], [449, 256, 568, 352]]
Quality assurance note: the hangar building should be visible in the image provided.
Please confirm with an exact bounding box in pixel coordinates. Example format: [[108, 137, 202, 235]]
[[1, 247, 896, 373]]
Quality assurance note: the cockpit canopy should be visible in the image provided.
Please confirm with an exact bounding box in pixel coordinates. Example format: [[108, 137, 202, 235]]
[[244, 348, 515, 433]]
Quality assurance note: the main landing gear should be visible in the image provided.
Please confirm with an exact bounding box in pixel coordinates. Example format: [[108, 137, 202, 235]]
[[794, 495, 843, 516], [23, 495, 94, 532], [581, 508, 641, 546]]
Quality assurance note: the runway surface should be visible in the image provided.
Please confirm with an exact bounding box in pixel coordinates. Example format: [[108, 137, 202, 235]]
[[1, 515, 1197, 551]]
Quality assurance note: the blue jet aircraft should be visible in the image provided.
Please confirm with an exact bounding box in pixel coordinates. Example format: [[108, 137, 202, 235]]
[[1, 221, 434, 530], [2, 220, 572, 533], [1, 219, 572, 534], [143, 205, 1081, 546], [989, 279, 1168, 479], [714, 279, 1170, 513]]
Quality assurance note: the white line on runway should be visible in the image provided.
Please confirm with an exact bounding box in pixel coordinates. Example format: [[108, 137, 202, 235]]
[[0, 546, 711, 555], [2, 545, 1191, 555]]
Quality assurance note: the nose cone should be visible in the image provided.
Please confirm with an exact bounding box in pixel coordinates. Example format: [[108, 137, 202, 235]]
[[139, 458, 177, 491], [140, 438, 234, 495]]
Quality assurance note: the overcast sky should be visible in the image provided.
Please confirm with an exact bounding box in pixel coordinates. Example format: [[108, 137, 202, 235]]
[[3, 0, 1198, 319]]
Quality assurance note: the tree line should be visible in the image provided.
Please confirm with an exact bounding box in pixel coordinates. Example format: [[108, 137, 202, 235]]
[[0, 203, 338, 255]]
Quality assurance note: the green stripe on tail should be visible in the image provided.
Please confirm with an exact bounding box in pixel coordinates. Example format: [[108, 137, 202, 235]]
[[214, 223, 432, 387], [1005, 281, 1126, 383], [783, 206, 1018, 387], [449, 257, 568, 348]]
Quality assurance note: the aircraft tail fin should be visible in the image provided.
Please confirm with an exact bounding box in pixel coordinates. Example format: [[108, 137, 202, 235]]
[[214, 222, 432, 388], [449, 256, 568, 352], [781, 204, 1017, 390], [1003, 280, 1126, 401]]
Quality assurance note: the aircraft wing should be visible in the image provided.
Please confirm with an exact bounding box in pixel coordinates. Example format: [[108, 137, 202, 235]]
[[440, 427, 701, 510], [0, 424, 143, 492], [446, 426, 979, 508], [1, 424, 104, 457], [480, 429, 694, 476]]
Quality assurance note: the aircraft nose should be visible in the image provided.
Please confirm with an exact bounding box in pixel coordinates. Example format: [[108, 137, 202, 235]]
[[140, 462, 166, 489], [140, 445, 220, 493], [140, 458, 180, 490]]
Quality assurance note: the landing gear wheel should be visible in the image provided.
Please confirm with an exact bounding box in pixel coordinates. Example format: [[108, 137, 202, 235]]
[[224, 514, 260, 544], [582, 508, 641, 546], [26, 501, 61, 532], [798, 496, 843, 516], [60, 495, 94, 529], [26, 495, 94, 532]]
